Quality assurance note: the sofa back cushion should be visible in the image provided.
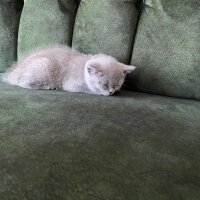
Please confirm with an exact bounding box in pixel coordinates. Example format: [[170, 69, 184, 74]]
[[129, 0, 200, 100], [18, 0, 78, 58], [72, 0, 138, 64], [0, 0, 23, 72]]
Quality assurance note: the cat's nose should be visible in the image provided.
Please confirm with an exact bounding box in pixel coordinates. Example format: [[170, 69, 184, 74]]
[[109, 91, 114, 95]]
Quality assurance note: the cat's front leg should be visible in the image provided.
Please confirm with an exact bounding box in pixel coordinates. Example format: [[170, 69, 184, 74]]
[[62, 82, 97, 95]]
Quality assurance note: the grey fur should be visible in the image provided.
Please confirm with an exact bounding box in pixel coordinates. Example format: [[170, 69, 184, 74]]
[[3, 46, 136, 96]]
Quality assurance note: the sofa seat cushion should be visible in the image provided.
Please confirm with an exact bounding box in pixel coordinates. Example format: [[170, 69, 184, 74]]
[[0, 76, 200, 200], [129, 0, 200, 100]]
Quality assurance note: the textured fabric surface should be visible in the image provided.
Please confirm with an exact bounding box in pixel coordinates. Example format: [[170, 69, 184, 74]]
[[0, 0, 23, 72], [1, 76, 200, 200], [18, 0, 78, 58], [129, 0, 200, 100], [72, 0, 138, 64]]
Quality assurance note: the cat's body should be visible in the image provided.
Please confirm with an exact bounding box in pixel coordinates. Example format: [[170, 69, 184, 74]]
[[3, 46, 135, 96]]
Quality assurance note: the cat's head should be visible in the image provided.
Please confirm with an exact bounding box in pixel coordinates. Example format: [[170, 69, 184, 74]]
[[85, 54, 136, 96]]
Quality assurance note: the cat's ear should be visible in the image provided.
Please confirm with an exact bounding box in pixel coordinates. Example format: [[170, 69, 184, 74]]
[[122, 64, 136, 75], [86, 61, 103, 76]]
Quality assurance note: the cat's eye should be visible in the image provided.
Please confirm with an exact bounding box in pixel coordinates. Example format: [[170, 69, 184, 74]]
[[104, 84, 108, 89], [114, 85, 120, 89]]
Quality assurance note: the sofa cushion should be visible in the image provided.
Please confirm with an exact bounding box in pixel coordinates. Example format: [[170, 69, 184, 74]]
[[129, 0, 200, 100], [1, 76, 200, 200], [0, 0, 23, 72], [72, 0, 138, 64], [18, 0, 78, 58]]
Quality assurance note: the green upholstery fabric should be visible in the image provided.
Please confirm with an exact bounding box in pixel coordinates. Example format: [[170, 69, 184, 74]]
[[0, 0, 23, 72], [129, 0, 200, 100], [1, 1, 200, 199], [18, 0, 78, 58], [72, 0, 138, 64], [1, 76, 200, 200]]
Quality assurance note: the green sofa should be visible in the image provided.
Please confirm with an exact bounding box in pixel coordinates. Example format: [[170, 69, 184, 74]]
[[0, 0, 200, 199]]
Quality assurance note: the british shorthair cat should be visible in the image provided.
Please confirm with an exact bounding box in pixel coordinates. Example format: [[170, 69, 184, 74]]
[[3, 46, 136, 96]]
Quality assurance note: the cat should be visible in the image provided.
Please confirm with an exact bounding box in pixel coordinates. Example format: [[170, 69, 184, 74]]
[[2, 46, 136, 96]]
